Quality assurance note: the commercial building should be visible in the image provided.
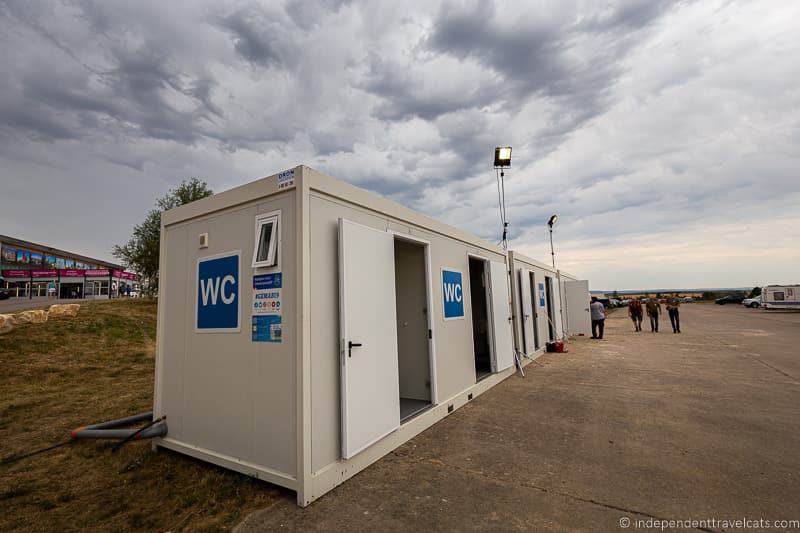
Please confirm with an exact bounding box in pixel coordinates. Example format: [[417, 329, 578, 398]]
[[153, 165, 589, 506], [0, 235, 139, 299]]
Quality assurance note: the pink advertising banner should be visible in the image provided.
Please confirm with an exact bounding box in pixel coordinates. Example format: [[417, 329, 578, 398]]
[[111, 270, 140, 281], [85, 269, 111, 277], [58, 269, 86, 278], [2, 270, 31, 278], [31, 270, 58, 278]]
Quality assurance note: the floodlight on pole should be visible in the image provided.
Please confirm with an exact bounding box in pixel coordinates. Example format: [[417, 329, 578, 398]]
[[547, 214, 558, 268], [493, 147, 512, 249], [494, 146, 512, 168]]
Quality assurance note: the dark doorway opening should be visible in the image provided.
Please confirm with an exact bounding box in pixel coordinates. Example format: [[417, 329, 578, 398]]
[[469, 257, 492, 381], [60, 283, 83, 299], [530, 272, 540, 350]]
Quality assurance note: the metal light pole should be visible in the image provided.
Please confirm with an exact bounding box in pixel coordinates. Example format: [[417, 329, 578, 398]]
[[547, 214, 558, 268], [493, 147, 512, 250]]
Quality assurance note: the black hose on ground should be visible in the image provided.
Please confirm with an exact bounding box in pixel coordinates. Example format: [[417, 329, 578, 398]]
[[1, 439, 73, 466]]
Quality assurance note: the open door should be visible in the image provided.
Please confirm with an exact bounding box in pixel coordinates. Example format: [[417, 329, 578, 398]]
[[564, 280, 591, 336], [518, 269, 535, 355], [338, 219, 400, 459], [489, 260, 515, 372]]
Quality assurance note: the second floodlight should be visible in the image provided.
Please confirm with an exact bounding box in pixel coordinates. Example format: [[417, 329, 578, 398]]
[[548, 214, 558, 228], [494, 146, 512, 167]]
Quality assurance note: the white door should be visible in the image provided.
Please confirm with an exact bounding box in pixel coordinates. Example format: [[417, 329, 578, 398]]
[[338, 219, 400, 459], [518, 269, 535, 355], [564, 280, 591, 336], [489, 260, 515, 372]]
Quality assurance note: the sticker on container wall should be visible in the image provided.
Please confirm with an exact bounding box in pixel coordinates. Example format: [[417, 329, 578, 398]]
[[252, 273, 282, 315], [252, 315, 282, 342], [441, 268, 465, 320], [277, 168, 295, 190], [538, 282, 546, 307]]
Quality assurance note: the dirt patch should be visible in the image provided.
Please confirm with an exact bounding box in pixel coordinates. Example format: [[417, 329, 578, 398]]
[[0, 300, 281, 531]]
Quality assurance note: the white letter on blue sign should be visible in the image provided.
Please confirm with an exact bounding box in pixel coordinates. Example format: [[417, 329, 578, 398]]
[[200, 275, 237, 306], [220, 275, 236, 304], [200, 277, 221, 306]]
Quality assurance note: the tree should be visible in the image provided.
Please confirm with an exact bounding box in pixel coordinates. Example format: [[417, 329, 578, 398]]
[[612, 290, 619, 299], [113, 178, 213, 294], [748, 286, 762, 298]]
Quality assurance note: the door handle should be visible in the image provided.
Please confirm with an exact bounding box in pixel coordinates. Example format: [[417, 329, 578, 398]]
[[348, 341, 363, 357]]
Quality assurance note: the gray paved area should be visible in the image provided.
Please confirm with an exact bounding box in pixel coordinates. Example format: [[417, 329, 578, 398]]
[[238, 304, 800, 531]]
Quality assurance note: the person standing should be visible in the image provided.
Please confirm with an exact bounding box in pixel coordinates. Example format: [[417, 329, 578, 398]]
[[646, 297, 662, 332], [666, 295, 681, 333], [590, 297, 606, 339], [628, 297, 644, 332]]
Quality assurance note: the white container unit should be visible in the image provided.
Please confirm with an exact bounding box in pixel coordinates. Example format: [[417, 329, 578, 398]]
[[153, 166, 522, 506], [508, 251, 591, 357]]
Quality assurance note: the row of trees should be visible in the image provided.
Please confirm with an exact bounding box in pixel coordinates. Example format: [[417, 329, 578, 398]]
[[113, 178, 213, 294]]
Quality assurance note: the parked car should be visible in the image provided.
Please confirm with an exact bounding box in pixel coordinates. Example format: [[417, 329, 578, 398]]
[[715, 295, 744, 305], [0, 287, 10, 300], [742, 295, 761, 308], [682, 297, 694, 303]]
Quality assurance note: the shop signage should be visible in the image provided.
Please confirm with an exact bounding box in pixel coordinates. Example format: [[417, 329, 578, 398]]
[[86, 269, 111, 277], [59, 269, 86, 278], [2, 270, 31, 278], [31, 270, 57, 278], [112, 270, 139, 280]]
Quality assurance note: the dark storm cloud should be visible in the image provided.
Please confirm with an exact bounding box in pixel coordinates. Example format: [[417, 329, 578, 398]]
[[0, 0, 224, 146], [362, 61, 500, 121], [428, 0, 678, 97], [362, 0, 677, 126], [216, 6, 293, 68]]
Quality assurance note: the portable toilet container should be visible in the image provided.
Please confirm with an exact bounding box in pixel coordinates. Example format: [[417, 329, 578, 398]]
[[557, 270, 591, 337], [507, 251, 590, 357], [154, 166, 526, 506]]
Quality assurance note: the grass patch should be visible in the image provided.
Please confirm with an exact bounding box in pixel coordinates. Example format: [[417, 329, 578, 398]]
[[0, 300, 283, 531]]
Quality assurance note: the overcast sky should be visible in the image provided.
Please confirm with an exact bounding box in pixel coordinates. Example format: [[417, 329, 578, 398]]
[[1, 0, 798, 290]]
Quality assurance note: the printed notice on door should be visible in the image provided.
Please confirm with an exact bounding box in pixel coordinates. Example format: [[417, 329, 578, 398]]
[[252, 273, 282, 315], [252, 273, 282, 342]]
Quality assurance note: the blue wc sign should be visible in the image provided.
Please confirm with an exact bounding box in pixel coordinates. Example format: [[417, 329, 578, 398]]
[[441, 268, 465, 320], [196, 251, 240, 332]]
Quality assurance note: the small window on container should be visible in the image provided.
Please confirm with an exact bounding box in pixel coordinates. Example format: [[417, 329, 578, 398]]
[[252, 212, 280, 268], [773, 291, 785, 301]]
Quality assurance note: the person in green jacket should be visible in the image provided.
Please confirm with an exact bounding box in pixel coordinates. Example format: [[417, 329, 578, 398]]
[[646, 298, 662, 332]]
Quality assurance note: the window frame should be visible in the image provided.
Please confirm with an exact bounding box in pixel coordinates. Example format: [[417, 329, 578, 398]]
[[252, 210, 281, 269]]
